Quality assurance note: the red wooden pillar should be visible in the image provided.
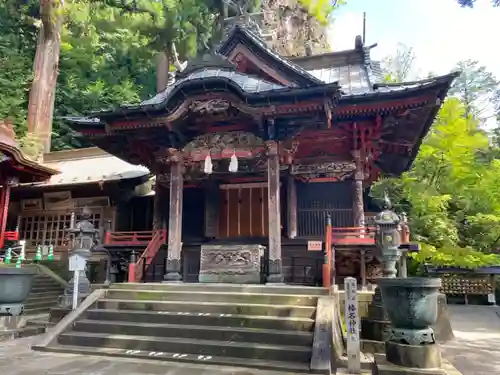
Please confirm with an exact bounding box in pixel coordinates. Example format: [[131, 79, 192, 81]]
[[0, 183, 11, 250], [266, 141, 283, 283]]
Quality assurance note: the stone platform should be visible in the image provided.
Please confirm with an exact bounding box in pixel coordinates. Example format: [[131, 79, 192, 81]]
[[373, 354, 462, 375]]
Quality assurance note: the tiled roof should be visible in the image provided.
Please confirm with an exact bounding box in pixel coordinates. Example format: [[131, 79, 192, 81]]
[[307, 65, 373, 95], [141, 68, 287, 106], [16, 148, 149, 188]]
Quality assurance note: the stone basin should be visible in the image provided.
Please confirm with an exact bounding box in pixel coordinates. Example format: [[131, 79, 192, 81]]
[[0, 266, 36, 315], [378, 277, 442, 330]]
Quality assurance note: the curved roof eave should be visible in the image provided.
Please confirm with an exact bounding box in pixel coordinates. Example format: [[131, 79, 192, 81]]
[[86, 76, 340, 120], [340, 71, 461, 102], [0, 142, 59, 178]]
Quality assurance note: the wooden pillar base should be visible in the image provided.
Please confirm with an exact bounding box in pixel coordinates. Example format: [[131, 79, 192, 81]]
[[267, 259, 284, 284], [164, 259, 182, 282]]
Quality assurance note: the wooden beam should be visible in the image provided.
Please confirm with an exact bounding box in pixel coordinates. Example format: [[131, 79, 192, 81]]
[[266, 141, 283, 283], [165, 160, 183, 282]]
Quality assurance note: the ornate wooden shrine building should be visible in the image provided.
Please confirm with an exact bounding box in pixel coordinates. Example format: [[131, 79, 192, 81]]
[[66, 26, 458, 285], [0, 120, 58, 250]]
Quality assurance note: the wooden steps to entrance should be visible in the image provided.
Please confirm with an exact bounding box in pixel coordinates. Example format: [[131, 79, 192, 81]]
[[34, 283, 330, 373]]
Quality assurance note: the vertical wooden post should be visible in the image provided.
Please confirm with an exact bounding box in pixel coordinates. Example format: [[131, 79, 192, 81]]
[[165, 155, 183, 282], [323, 214, 332, 289], [0, 184, 7, 250], [287, 173, 297, 239], [152, 176, 163, 231], [352, 150, 365, 229], [360, 249, 367, 290], [266, 141, 283, 283]]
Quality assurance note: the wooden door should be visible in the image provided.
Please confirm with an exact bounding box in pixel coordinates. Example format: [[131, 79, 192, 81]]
[[219, 185, 268, 238]]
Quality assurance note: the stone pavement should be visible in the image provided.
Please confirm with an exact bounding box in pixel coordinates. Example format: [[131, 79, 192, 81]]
[[0, 335, 302, 375], [441, 305, 500, 375]]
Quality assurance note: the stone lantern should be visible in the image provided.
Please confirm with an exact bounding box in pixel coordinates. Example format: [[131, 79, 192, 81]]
[[374, 194, 402, 278], [361, 193, 403, 347], [59, 208, 99, 308]]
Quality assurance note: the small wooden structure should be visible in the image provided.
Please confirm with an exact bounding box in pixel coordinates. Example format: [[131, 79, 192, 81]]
[[0, 120, 58, 249], [64, 26, 458, 285]]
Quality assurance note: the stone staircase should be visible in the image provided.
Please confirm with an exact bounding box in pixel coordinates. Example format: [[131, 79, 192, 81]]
[[25, 268, 66, 315], [36, 283, 330, 373]]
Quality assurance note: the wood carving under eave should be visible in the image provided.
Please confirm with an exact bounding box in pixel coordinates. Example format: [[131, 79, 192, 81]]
[[183, 132, 265, 153], [280, 139, 299, 165], [265, 140, 279, 156], [155, 148, 182, 165], [189, 99, 231, 115], [336, 95, 434, 118], [291, 161, 356, 176]]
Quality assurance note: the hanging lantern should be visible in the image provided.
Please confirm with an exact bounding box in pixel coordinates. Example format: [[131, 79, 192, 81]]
[[228, 151, 238, 173], [204, 154, 213, 174]]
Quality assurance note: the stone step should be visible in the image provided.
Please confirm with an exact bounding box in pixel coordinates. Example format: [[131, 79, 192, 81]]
[[110, 283, 327, 296], [85, 308, 315, 331], [27, 293, 60, 301], [27, 291, 62, 299], [106, 289, 319, 306], [0, 326, 46, 342], [31, 285, 63, 293], [58, 331, 312, 363], [24, 306, 54, 315], [24, 301, 58, 310], [97, 298, 317, 318], [74, 319, 314, 346], [38, 344, 317, 374]]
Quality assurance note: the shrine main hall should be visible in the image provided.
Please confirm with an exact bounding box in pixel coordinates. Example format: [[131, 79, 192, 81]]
[[66, 25, 458, 286]]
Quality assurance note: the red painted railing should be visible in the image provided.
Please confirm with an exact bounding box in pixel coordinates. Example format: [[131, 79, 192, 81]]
[[331, 225, 410, 245], [104, 231, 158, 245], [332, 226, 376, 245], [128, 229, 167, 283]]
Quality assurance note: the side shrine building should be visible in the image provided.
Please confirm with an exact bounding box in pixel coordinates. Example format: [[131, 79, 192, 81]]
[[67, 26, 458, 286]]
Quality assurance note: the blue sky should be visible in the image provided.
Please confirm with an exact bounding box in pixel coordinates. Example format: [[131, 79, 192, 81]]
[[328, 0, 500, 79]]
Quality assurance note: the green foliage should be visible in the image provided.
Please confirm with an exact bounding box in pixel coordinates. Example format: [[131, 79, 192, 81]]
[[0, 0, 39, 136], [371, 99, 500, 268], [18, 132, 44, 160], [51, 3, 158, 149]]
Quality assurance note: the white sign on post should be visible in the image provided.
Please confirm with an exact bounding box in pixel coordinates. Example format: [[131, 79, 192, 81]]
[[68, 254, 86, 310], [69, 254, 86, 272], [307, 241, 323, 251], [344, 277, 361, 374]]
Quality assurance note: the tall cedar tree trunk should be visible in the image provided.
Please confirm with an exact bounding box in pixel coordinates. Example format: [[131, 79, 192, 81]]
[[156, 52, 170, 93], [27, 0, 63, 153]]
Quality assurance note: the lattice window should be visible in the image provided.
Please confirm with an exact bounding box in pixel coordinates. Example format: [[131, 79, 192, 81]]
[[19, 210, 102, 247]]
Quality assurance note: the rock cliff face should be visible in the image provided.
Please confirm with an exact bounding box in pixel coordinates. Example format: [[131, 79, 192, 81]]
[[221, 0, 330, 58], [262, 0, 329, 57]]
